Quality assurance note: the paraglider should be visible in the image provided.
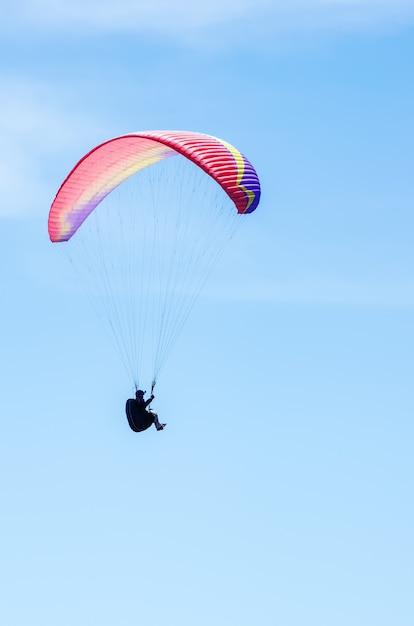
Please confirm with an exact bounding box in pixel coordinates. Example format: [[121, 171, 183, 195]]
[[48, 130, 261, 431], [125, 388, 166, 433]]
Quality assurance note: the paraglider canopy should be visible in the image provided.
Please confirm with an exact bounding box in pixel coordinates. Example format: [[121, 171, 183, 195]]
[[48, 130, 261, 243], [48, 130, 261, 389]]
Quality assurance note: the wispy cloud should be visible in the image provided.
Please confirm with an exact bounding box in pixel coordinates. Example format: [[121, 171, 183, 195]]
[[204, 273, 414, 308], [0, 80, 103, 218], [3, 0, 414, 38]]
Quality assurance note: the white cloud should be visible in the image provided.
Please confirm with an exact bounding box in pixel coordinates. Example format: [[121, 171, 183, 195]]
[[0, 80, 103, 218], [3, 0, 414, 37]]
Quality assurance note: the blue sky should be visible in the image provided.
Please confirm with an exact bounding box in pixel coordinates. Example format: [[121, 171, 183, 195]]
[[1, 2, 414, 625]]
